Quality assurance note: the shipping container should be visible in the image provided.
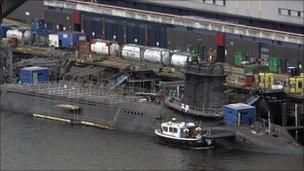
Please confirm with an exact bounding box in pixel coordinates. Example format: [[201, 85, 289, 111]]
[[224, 103, 256, 126], [0, 23, 12, 39], [234, 52, 246, 67], [121, 44, 145, 61], [268, 57, 281, 74], [58, 31, 87, 49], [20, 66, 50, 84], [244, 64, 268, 75], [49, 34, 60, 47]]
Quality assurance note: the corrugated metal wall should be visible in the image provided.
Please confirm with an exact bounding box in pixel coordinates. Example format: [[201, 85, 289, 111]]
[[45, 7, 73, 31], [45, 8, 303, 71]]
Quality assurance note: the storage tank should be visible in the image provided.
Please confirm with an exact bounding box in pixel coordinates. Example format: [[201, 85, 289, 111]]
[[170, 52, 192, 67], [6, 29, 23, 40], [23, 30, 32, 42], [109, 42, 121, 57], [6, 29, 31, 42], [143, 47, 171, 65], [91, 41, 109, 55], [121, 44, 145, 60]]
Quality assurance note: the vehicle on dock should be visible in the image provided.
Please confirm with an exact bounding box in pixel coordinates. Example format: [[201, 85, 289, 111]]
[[154, 118, 214, 149]]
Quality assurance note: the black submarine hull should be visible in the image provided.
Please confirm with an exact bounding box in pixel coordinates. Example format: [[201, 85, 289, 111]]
[[1, 84, 303, 155]]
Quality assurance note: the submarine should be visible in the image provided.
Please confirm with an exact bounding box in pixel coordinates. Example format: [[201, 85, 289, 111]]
[[0, 57, 303, 155]]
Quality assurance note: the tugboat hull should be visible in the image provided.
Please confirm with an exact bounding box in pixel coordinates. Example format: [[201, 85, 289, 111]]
[[154, 129, 214, 149]]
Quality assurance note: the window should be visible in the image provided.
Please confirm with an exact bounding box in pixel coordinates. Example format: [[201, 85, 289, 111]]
[[298, 82, 302, 89], [279, 8, 304, 18], [47, 6, 55, 10], [173, 128, 178, 133], [279, 9, 289, 15], [202, 0, 225, 6], [169, 127, 173, 132], [215, 0, 224, 6], [204, 0, 213, 4], [162, 126, 168, 132]]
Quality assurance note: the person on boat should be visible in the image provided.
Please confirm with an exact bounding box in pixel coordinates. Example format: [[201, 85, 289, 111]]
[[195, 127, 202, 139]]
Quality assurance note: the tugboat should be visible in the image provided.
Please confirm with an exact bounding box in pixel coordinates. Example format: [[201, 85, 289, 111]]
[[154, 118, 215, 149]]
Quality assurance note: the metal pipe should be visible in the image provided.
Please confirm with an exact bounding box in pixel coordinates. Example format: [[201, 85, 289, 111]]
[[268, 111, 271, 134], [295, 103, 298, 140]]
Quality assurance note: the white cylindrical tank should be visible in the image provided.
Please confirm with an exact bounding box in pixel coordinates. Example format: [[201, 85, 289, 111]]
[[91, 42, 109, 55], [23, 30, 31, 42], [90, 42, 96, 52], [109, 42, 121, 57], [121, 44, 144, 60], [6, 29, 23, 40], [170, 52, 192, 67], [143, 47, 170, 65]]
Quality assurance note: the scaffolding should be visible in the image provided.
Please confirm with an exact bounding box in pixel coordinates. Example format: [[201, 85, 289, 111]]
[[1, 81, 154, 127]]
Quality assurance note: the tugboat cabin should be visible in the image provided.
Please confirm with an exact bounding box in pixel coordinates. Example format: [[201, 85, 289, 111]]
[[160, 118, 201, 139], [155, 118, 214, 149]]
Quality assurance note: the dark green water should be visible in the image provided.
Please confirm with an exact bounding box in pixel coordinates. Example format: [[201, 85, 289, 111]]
[[1, 111, 303, 170]]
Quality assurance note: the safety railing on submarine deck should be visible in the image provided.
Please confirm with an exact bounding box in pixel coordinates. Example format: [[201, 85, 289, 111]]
[[1, 81, 148, 103], [165, 98, 223, 117]]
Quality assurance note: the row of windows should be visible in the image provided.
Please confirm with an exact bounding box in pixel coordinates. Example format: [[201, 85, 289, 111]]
[[279, 8, 304, 18], [162, 126, 178, 133], [123, 110, 144, 116], [191, 0, 225, 6]]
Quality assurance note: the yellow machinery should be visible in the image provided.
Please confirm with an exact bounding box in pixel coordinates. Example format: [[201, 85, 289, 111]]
[[295, 76, 304, 94], [285, 76, 304, 94], [258, 73, 274, 89]]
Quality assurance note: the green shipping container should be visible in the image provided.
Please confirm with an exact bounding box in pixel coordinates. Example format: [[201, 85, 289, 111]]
[[234, 52, 246, 67], [244, 64, 268, 75], [187, 45, 199, 55], [268, 57, 281, 74]]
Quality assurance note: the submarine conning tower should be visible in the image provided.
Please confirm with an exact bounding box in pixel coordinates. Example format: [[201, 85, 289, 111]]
[[183, 61, 226, 117]]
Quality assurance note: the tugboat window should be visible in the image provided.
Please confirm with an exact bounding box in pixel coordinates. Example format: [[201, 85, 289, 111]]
[[173, 128, 178, 133], [169, 127, 173, 132], [162, 126, 168, 132]]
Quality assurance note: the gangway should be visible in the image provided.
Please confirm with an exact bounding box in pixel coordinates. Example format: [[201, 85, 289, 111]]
[[111, 74, 129, 89], [245, 94, 262, 106]]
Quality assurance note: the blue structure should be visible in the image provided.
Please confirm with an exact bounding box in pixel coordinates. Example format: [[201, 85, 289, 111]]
[[224, 103, 256, 126], [30, 18, 53, 36], [58, 31, 87, 48], [20, 66, 50, 84], [0, 23, 12, 39]]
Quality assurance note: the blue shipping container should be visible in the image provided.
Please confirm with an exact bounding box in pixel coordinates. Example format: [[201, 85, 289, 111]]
[[58, 31, 87, 48], [224, 103, 256, 126], [20, 66, 50, 84], [0, 23, 12, 39]]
